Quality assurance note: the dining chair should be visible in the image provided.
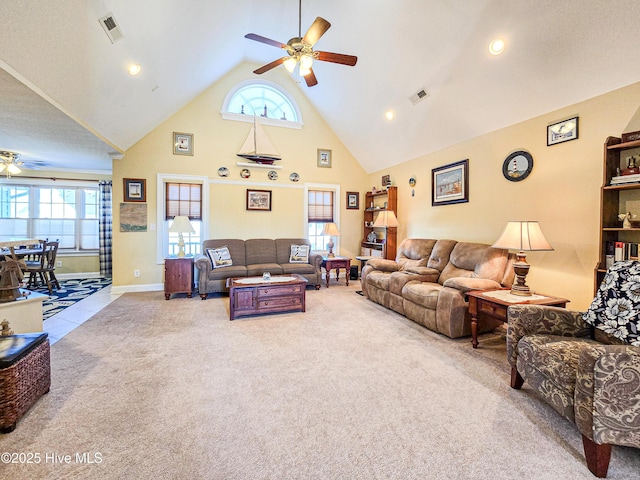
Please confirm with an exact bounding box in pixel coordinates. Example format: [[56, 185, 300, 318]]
[[24, 240, 60, 294]]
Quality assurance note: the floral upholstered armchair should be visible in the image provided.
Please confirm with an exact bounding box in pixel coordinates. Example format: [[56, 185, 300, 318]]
[[507, 261, 640, 478]]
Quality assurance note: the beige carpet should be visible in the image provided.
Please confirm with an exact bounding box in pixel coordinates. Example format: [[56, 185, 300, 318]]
[[1, 283, 639, 479]]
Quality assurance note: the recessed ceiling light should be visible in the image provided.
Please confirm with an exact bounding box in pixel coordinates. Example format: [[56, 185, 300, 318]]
[[385, 111, 394, 120], [489, 39, 505, 55], [128, 64, 142, 75]]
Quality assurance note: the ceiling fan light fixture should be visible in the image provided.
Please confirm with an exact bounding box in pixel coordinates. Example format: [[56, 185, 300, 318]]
[[299, 54, 313, 70], [7, 164, 21, 175], [0, 151, 23, 178], [283, 57, 297, 73]]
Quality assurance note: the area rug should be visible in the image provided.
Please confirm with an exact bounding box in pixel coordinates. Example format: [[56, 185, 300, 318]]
[[31, 278, 112, 320]]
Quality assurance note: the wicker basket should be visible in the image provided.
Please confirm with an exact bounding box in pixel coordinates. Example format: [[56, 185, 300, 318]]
[[0, 336, 51, 433]]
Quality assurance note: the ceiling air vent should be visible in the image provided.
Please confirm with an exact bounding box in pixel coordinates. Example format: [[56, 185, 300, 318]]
[[99, 13, 124, 44], [409, 88, 429, 106]]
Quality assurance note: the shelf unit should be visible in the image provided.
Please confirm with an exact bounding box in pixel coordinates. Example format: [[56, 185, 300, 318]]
[[362, 186, 397, 260], [596, 136, 640, 291]]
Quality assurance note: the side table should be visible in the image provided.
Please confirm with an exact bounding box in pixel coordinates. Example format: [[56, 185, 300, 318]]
[[164, 256, 194, 300], [467, 289, 569, 348], [321, 256, 351, 288]]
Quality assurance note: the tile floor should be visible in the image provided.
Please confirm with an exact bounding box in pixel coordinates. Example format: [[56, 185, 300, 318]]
[[44, 286, 122, 345]]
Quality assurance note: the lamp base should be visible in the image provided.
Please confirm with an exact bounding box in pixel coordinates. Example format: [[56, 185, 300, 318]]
[[510, 252, 531, 296], [327, 238, 335, 258], [177, 234, 186, 257]]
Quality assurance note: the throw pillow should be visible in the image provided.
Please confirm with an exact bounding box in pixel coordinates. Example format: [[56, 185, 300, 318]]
[[289, 244, 310, 263], [206, 246, 233, 268], [582, 260, 640, 346]]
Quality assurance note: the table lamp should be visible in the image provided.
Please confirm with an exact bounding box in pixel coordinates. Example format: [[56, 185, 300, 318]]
[[169, 216, 195, 257], [372, 210, 399, 229], [492, 221, 553, 296], [322, 223, 341, 258]]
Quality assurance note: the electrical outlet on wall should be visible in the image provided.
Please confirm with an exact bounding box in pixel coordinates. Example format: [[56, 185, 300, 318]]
[[134, 269, 140, 277], [56, 261, 62, 267]]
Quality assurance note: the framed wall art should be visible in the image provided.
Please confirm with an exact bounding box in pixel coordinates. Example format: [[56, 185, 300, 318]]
[[432, 159, 469, 206], [173, 132, 194, 155], [246, 189, 272, 211], [346, 191, 359, 210], [317, 148, 332, 168], [123, 178, 146, 202], [502, 150, 534, 182], [547, 117, 578, 146], [119, 203, 147, 232]]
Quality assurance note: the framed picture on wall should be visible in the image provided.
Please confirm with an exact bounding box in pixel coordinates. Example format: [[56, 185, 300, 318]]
[[317, 149, 332, 168], [547, 117, 579, 146], [246, 189, 272, 211], [346, 191, 359, 210], [173, 132, 194, 155], [432, 159, 469, 206], [123, 178, 146, 202]]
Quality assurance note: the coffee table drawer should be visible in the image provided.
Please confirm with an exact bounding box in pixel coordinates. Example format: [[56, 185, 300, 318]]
[[258, 285, 303, 298], [258, 296, 302, 309]]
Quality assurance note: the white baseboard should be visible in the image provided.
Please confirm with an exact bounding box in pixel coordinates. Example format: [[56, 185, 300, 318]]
[[110, 283, 164, 295]]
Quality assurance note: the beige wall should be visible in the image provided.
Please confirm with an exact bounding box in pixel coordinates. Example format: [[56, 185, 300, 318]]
[[367, 82, 640, 310], [113, 66, 640, 309], [113, 62, 370, 288]]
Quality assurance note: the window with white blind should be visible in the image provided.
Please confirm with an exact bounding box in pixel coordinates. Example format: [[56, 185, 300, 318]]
[[307, 190, 335, 251], [0, 183, 98, 252], [165, 182, 202, 257]]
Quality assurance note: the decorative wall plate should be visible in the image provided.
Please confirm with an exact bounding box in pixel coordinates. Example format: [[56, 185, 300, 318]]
[[240, 168, 251, 179], [289, 172, 300, 182], [268, 170, 278, 181], [502, 151, 533, 182], [409, 176, 416, 187], [217, 167, 229, 177], [367, 231, 377, 242]]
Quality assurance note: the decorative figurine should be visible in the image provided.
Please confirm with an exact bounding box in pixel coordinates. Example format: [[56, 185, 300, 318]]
[[618, 212, 637, 229]]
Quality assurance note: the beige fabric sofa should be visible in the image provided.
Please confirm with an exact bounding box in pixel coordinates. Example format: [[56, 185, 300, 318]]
[[361, 238, 514, 338], [194, 238, 322, 299]]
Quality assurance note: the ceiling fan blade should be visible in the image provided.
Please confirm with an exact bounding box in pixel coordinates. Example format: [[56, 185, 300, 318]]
[[254, 57, 287, 75], [304, 68, 318, 87], [316, 51, 358, 66], [302, 17, 331, 47], [245, 33, 286, 49]]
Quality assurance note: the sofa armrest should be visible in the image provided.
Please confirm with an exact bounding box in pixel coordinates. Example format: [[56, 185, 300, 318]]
[[194, 254, 212, 291], [405, 266, 440, 281], [506, 304, 592, 367], [309, 253, 323, 271], [366, 258, 399, 272], [442, 277, 501, 293], [575, 344, 640, 446]]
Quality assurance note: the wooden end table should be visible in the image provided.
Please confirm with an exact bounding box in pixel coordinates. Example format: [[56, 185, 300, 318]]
[[321, 256, 351, 288], [467, 288, 569, 348]]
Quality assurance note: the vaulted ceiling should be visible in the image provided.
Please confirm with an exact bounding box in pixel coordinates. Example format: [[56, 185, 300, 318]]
[[1, 0, 640, 174]]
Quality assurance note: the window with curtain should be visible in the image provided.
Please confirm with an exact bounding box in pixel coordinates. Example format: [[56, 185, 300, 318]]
[[0, 183, 98, 251], [165, 182, 202, 256], [308, 190, 334, 251]]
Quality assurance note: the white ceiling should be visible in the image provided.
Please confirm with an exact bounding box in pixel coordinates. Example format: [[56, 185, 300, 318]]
[[1, 0, 640, 174]]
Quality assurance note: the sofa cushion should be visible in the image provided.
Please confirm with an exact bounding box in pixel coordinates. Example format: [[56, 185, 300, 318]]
[[402, 282, 442, 310], [207, 265, 247, 280], [438, 242, 507, 285], [427, 239, 457, 272], [246, 239, 277, 266], [206, 246, 233, 268], [396, 239, 437, 270], [275, 238, 311, 265], [582, 260, 640, 346], [281, 263, 316, 274], [247, 263, 284, 277], [203, 239, 246, 266], [367, 271, 391, 291], [289, 244, 310, 263]]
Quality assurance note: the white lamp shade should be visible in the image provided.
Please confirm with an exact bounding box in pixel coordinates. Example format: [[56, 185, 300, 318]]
[[169, 215, 195, 233], [283, 57, 297, 73], [373, 210, 398, 228], [492, 221, 553, 251], [321, 222, 341, 236]]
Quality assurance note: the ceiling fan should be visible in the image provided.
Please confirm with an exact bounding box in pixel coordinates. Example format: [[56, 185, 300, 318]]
[[244, 0, 357, 87]]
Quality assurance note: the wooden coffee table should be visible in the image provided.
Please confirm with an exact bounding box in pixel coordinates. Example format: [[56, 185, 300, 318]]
[[467, 288, 569, 348], [226, 274, 308, 320]]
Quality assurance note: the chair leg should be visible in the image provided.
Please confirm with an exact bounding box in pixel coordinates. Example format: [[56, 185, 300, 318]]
[[582, 434, 611, 478], [49, 272, 60, 290], [510, 366, 524, 389]]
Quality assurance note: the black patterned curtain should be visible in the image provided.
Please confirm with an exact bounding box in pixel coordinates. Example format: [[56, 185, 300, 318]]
[[98, 180, 113, 277]]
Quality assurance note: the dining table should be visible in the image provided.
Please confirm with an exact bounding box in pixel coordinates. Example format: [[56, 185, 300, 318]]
[[0, 239, 44, 261]]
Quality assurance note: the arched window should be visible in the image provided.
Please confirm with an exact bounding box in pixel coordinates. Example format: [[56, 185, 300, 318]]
[[221, 80, 303, 129]]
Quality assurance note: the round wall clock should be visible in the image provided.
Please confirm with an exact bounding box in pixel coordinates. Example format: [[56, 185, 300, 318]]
[[502, 150, 533, 182]]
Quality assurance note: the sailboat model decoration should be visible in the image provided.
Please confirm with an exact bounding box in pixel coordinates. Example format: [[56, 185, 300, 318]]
[[236, 117, 282, 165]]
